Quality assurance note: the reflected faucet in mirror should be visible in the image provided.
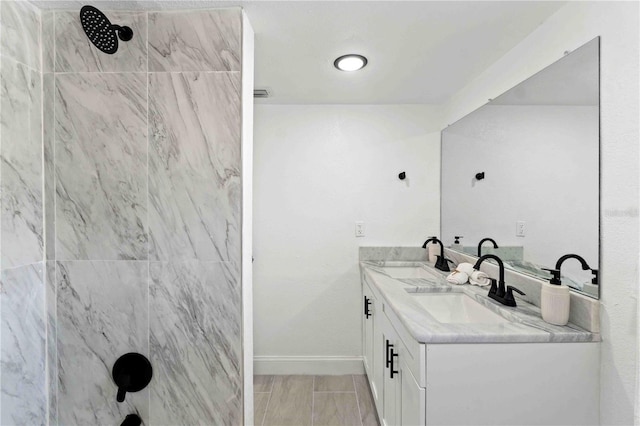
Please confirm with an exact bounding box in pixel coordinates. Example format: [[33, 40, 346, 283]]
[[473, 254, 525, 307], [543, 254, 598, 286], [477, 237, 499, 257], [421, 237, 454, 272]]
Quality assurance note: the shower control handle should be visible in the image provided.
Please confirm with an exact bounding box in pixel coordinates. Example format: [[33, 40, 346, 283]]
[[112, 353, 152, 403]]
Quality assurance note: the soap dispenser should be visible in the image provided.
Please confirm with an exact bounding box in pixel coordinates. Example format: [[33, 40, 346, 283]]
[[540, 268, 570, 325], [425, 236, 441, 263], [452, 236, 463, 251]]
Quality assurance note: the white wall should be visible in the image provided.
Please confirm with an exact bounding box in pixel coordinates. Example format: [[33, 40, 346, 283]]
[[253, 105, 441, 373], [442, 105, 599, 273], [442, 2, 639, 424]]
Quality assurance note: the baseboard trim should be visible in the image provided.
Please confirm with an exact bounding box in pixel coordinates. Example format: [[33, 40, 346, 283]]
[[254, 356, 365, 375]]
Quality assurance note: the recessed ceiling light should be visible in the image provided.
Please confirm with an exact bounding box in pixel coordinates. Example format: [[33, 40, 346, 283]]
[[334, 54, 368, 72]]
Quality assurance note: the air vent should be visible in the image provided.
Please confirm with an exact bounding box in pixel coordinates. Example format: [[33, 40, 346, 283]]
[[254, 89, 270, 98]]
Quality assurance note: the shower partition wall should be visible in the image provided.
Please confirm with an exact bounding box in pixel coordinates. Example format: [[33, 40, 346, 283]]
[[1, 3, 252, 425]]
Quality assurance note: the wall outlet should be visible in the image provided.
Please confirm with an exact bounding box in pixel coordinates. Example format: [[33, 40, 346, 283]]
[[355, 221, 365, 237], [516, 221, 526, 237]]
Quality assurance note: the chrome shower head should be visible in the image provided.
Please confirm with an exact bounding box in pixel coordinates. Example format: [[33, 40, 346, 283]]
[[79, 5, 133, 55]]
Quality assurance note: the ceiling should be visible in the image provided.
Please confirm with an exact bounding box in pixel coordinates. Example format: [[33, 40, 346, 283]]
[[31, 0, 566, 104]]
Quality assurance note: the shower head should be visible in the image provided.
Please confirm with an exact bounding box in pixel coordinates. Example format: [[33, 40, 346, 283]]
[[79, 5, 133, 55]]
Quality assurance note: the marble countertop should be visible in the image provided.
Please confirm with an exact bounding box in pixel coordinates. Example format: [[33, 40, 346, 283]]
[[361, 260, 600, 344]]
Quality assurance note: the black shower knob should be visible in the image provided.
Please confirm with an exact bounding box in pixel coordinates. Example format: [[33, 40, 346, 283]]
[[112, 353, 152, 403]]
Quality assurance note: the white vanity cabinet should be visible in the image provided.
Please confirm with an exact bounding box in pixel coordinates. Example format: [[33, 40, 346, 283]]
[[361, 274, 600, 426]]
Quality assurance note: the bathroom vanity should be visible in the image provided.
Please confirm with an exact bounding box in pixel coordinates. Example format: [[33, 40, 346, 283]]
[[359, 256, 599, 426]]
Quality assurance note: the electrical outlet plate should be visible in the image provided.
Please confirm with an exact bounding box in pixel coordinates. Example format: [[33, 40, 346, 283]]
[[355, 221, 365, 237], [516, 221, 525, 237]]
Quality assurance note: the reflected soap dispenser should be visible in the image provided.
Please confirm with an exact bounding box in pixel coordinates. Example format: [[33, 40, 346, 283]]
[[540, 268, 570, 325], [452, 236, 463, 251]]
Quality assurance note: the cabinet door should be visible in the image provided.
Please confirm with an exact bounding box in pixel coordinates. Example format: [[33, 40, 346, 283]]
[[363, 284, 374, 373], [381, 314, 402, 426], [382, 311, 426, 426], [399, 356, 425, 426], [363, 283, 383, 411]]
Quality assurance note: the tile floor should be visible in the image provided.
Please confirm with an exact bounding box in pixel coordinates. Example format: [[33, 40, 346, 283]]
[[254, 375, 380, 426]]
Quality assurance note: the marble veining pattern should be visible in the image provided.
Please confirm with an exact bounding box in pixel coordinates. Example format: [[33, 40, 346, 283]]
[[148, 9, 241, 72], [359, 247, 428, 262], [0, 1, 41, 71], [55, 11, 148, 73], [46, 261, 58, 426], [1, 59, 44, 269], [1, 263, 46, 426], [55, 73, 148, 260], [148, 72, 241, 262], [361, 260, 599, 343], [56, 261, 149, 425], [44, 73, 55, 260], [149, 261, 242, 425], [42, 11, 55, 73]]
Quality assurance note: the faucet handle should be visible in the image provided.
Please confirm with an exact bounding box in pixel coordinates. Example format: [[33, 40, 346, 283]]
[[488, 278, 498, 295], [542, 268, 562, 285], [504, 285, 526, 307]]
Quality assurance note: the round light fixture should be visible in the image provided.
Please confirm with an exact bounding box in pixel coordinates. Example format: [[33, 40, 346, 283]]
[[334, 54, 368, 72]]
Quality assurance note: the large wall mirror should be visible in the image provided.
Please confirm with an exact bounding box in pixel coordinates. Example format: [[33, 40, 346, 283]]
[[441, 37, 600, 299]]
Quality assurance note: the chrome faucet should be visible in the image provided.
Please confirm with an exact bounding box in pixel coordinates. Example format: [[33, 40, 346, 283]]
[[477, 237, 499, 257], [543, 254, 598, 286], [421, 237, 453, 272], [473, 254, 525, 307]]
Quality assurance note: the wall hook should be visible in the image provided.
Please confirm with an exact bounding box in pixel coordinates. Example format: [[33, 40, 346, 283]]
[[398, 172, 406, 180], [475, 172, 485, 180]]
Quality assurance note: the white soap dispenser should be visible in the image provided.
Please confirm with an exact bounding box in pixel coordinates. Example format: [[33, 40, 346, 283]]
[[425, 236, 441, 263], [540, 268, 570, 325]]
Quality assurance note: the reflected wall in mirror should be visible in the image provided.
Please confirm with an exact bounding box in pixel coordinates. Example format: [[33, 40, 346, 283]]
[[441, 37, 600, 298]]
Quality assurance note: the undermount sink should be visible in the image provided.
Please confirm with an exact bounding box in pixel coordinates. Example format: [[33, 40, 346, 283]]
[[409, 293, 509, 324], [381, 266, 441, 280]]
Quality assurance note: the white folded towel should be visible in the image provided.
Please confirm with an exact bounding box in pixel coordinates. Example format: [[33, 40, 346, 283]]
[[456, 263, 475, 276], [446, 263, 475, 285], [469, 270, 491, 286], [446, 270, 469, 285]]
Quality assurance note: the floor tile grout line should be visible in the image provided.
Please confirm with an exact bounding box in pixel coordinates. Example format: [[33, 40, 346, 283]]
[[260, 378, 275, 426], [313, 391, 357, 393], [353, 375, 365, 426], [311, 376, 315, 426]]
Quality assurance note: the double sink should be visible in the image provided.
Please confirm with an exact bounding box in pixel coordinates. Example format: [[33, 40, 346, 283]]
[[379, 264, 509, 325]]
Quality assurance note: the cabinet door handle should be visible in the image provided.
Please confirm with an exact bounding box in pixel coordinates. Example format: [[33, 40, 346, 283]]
[[390, 348, 399, 379], [364, 296, 372, 318], [385, 340, 393, 368]]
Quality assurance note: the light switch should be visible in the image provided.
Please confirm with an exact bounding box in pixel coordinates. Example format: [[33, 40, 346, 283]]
[[516, 221, 525, 237], [355, 221, 365, 237]]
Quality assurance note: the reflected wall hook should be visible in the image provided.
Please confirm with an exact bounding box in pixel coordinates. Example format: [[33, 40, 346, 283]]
[[475, 172, 485, 180]]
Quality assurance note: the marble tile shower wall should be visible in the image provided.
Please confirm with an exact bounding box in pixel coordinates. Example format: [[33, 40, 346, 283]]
[[2, 4, 244, 426], [1, 1, 47, 425]]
